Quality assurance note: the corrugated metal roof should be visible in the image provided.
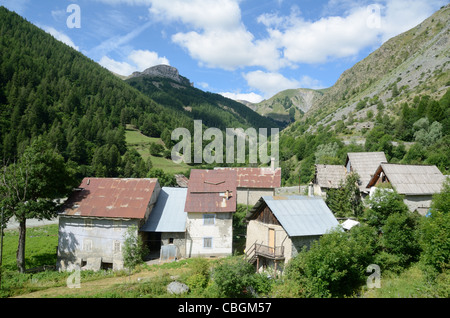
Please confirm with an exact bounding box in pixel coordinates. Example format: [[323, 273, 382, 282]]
[[346, 152, 387, 191], [261, 195, 339, 237], [368, 163, 445, 195], [61, 178, 158, 219], [185, 169, 237, 213], [140, 187, 187, 232], [214, 167, 281, 188], [314, 164, 348, 188]]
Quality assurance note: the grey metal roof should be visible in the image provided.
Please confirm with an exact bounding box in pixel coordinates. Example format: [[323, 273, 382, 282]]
[[262, 195, 340, 237], [140, 187, 187, 232]]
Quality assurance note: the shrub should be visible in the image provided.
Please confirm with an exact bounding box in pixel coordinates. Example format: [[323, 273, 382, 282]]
[[211, 256, 255, 298], [122, 226, 149, 270]]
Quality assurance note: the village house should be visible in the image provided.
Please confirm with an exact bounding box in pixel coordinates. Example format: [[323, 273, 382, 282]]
[[345, 151, 388, 195], [313, 164, 348, 196], [184, 169, 237, 258], [140, 187, 188, 261], [244, 195, 340, 273], [214, 161, 281, 206], [366, 163, 446, 215], [57, 178, 161, 271]]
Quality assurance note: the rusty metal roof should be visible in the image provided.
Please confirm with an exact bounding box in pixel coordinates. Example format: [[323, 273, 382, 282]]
[[61, 178, 159, 219], [214, 167, 281, 188], [184, 169, 237, 213]]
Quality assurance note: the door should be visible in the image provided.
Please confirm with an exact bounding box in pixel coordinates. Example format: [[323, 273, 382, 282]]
[[268, 228, 275, 254]]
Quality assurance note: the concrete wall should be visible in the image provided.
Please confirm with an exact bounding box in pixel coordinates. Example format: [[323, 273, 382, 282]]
[[161, 232, 186, 259], [57, 217, 139, 271], [404, 195, 433, 215], [236, 188, 275, 206], [245, 220, 321, 271], [185, 212, 233, 258]]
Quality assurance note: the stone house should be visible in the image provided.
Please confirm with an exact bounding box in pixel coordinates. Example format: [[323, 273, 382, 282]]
[[184, 169, 237, 258], [245, 195, 339, 273], [313, 164, 348, 196], [345, 152, 388, 195], [366, 163, 446, 215], [57, 178, 160, 271], [215, 163, 281, 206]]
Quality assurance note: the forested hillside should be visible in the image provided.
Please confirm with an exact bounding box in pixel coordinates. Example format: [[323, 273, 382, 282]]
[[126, 72, 281, 131]]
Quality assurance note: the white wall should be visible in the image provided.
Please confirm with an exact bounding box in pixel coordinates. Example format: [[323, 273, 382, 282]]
[[57, 216, 139, 271], [185, 212, 233, 258]]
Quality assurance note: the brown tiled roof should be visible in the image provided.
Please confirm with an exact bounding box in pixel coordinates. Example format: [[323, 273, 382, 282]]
[[185, 169, 237, 213], [61, 178, 159, 219], [214, 167, 281, 188]]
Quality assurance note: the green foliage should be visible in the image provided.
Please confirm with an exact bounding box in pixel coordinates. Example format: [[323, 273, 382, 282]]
[[285, 226, 377, 297], [122, 226, 149, 270], [325, 172, 363, 218], [211, 256, 256, 298], [364, 188, 409, 229]]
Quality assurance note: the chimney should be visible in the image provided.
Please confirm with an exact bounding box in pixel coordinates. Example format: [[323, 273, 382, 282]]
[[271, 157, 275, 171], [308, 182, 314, 197]]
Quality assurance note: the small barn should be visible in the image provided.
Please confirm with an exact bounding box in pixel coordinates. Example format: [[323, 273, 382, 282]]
[[140, 187, 187, 261], [313, 164, 348, 196], [215, 165, 281, 205], [345, 152, 387, 195], [245, 195, 340, 273], [57, 178, 161, 271], [184, 169, 237, 258], [366, 163, 446, 215]]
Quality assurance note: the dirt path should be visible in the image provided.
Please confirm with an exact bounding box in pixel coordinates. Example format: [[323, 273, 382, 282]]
[[14, 267, 181, 298]]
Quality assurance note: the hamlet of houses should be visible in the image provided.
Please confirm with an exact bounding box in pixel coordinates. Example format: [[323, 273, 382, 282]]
[[56, 152, 447, 272]]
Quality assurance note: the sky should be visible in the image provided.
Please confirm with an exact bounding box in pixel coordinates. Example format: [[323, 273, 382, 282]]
[[0, 0, 446, 103]]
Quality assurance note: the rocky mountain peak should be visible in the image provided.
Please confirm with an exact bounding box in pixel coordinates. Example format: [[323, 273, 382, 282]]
[[129, 64, 192, 86]]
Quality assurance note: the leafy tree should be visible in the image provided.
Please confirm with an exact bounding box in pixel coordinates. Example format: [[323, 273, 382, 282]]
[[364, 188, 409, 230], [122, 225, 149, 270], [285, 225, 377, 297], [326, 173, 363, 218], [0, 138, 77, 272], [211, 256, 256, 298]]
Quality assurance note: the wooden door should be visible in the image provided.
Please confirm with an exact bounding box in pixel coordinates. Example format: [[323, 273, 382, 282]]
[[268, 228, 275, 254]]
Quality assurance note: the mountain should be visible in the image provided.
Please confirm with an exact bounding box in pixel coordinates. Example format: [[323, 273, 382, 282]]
[[247, 88, 324, 124], [251, 4, 449, 131], [276, 5, 449, 186], [0, 6, 193, 179], [125, 66, 282, 131], [128, 64, 192, 87]]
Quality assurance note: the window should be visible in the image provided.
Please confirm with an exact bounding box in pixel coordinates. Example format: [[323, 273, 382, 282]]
[[203, 214, 215, 225], [169, 238, 174, 244], [83, 239, 92, 252], [203, 237, 212, 248], [113, 240, 121, 253]]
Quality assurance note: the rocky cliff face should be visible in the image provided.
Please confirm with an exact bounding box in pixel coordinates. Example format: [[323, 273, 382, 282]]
[[129, 64, 192, 86]]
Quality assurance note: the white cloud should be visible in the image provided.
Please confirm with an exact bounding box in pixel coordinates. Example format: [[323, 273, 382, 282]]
[[243, 70, 300, 99], [99, 55, 135, 75], [219, 92, 264, 104], [98, 49, 169, 75], [41, 26, 79, 51]]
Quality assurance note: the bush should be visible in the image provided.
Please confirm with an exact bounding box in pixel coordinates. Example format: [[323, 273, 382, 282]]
[[285, 226, 377, 297], [211, 256, 255, 298], [122, 226, 149, 270]]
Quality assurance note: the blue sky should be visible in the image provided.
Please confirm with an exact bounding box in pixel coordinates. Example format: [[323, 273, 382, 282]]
[[0, 0, 446, 103]]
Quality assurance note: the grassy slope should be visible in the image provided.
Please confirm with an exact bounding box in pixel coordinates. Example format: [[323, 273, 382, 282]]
[[125, 125, 190, 174]]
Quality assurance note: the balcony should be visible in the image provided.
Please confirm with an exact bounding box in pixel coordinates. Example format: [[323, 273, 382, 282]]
[[245, 242, 284, 264]]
